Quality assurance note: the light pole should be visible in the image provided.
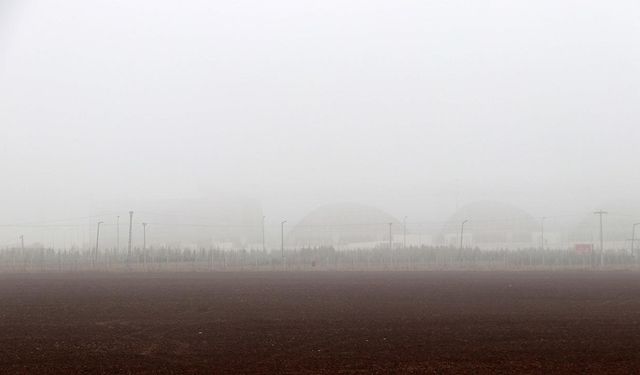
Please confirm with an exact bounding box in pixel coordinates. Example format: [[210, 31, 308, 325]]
[[19, 235, 24, 269], [116, 215, 120, 254], [459, 220, 468, 250], [540, 216, 547, 267], [594, 210, 607, 267], [540, 216, 546, 251], [632, 223, 640, 260], [142, 222, 148, 250], [142, 222, 148, 269], [459, 219, 468, 261], [127, 211, 133, 258], [403, 216, 407, 249], [95, 221, 103, 262], [281, 220, 287, 267], [262, 216, 266, 252]]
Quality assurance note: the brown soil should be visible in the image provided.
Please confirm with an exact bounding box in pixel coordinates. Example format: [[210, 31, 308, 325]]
[[1, 271, 640, 374]]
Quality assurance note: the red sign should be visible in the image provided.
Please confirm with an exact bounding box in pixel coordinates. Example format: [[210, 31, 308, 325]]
[[574, 244, 593, 254]]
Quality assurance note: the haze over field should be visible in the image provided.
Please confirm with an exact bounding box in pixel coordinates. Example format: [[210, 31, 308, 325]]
[[3, 4, 640, 373], [1, 1, 639, 230]]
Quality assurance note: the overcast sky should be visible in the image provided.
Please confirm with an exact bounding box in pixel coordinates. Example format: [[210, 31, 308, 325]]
[[1, 0, 639, 227]]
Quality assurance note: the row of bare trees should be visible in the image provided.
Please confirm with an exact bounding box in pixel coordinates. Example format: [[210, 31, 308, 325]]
[[0, 245, 636, 273]]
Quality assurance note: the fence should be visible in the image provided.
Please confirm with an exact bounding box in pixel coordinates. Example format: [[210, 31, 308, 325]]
[[0, 245, 637, 273]]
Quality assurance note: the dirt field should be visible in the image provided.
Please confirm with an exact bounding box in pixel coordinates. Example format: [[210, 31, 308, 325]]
[[2, 271, 640, 374]]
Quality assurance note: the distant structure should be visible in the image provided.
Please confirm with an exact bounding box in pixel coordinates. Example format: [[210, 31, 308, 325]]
[[127, 211, 133, 256], [438, 201, 538, 249], [569, 202, 640, 251], [94, 197, 264, 250], [288, 203, 402, 249]]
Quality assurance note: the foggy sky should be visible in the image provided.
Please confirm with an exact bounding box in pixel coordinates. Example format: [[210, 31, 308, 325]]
[[1, 0, 639, 227]]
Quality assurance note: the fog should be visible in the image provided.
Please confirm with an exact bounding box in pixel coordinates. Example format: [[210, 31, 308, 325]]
[[1, 1, 639, 248]]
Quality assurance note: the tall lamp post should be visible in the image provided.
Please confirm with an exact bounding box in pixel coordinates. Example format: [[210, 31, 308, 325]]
[[388, 222, 394, 266], [403, 216, 407, 249], [127, 211, 134, 259], [262, 216, 266, 252], [142, 222, 148, 269], [388, 222, 393, 250], [540, 216, 547, 267], [632, 223, 640, 262], [116, 215, 120, 254], [95, 221, 103, 265], [19, 235, 24, 269], [142, 222, 148, 250], [594, 210, 607, 267], [281, 220, 287, 268], [459, 219, 468, 261], [540, 216, 546, 251]]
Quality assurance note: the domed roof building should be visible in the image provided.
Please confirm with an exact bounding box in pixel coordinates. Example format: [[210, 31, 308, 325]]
[[289, 203, 401, 249], [439, 201, 539, 249]]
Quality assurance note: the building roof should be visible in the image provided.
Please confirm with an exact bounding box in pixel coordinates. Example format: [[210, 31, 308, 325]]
[[439, 201, 538, 246], [289, 203, 401, 248]]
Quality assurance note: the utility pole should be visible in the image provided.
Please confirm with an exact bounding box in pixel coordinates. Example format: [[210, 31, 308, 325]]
[[95, 221, 103, 263], [388, 222, 393, 250], [540, 217, 546, 251], [388, 222, 394, 267], [403, 216, 407, 249], [142, 222, 148, 250], [632, 223, 640, 262], [142, 222, 148, 270], [459, 219, 468, 261], [280, 220, 287, 268], [262, 216, 266, 252], [127, 211, 133, 258], [116, 215, 120, 254], [19, 235, 24, 270], [594, 210, 607, 267], [540, 216, 547, 267]]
